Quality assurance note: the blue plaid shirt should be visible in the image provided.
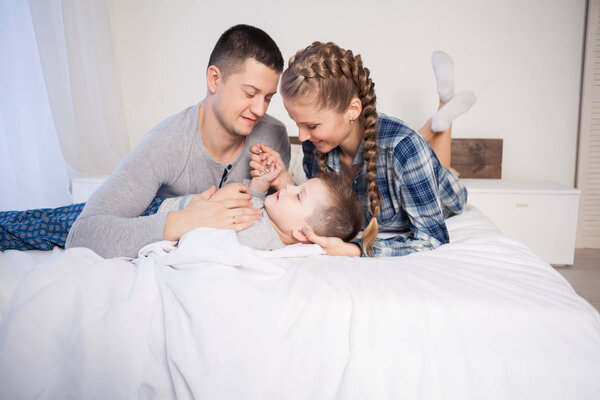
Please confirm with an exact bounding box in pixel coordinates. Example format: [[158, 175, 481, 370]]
[[303, 113, 467, 257]]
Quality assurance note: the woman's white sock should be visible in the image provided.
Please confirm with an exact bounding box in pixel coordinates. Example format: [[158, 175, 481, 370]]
[[432, 51, 455, 103], [431, 91, 476, 132]]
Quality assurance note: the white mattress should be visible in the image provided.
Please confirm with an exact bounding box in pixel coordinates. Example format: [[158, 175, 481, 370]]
[[0, 205, 599, 399]]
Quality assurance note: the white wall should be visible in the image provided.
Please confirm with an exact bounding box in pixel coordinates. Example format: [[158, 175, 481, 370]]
[[107, 0, 585, 186]]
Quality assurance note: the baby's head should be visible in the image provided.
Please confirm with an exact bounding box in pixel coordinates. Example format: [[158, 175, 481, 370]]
[[264, 172, 363, 243]]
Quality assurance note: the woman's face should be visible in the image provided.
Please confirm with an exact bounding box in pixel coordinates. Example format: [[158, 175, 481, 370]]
[[283, 93, 355, 154]]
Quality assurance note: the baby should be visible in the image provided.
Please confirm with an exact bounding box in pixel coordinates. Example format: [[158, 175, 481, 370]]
[[158, 159, 364, 251]]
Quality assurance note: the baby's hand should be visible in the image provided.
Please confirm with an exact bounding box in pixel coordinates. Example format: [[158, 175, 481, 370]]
[[258, 155, 282, 182], [249, 143, 294, 190], [249, 155, 282, 194]]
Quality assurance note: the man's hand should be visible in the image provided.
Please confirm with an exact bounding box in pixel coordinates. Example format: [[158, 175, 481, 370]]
[[250, 143, 294, 190], [210, 182, 252, 202], [302, 226, 362, 257], [163, 186, 261, 241], [195, 185, 217, 200]]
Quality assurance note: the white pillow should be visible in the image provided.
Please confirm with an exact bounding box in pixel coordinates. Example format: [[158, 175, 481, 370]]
[[288, 143, 307, 184]]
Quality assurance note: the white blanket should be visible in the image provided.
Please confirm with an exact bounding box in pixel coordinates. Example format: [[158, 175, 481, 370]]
[[1, 206, 599, 399]]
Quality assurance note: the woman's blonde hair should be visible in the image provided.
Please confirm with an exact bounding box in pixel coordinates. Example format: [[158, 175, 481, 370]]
[[281, 42, 381, 255]]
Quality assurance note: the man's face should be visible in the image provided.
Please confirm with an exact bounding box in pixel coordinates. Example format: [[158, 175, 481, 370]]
[[264, 178, 330, 235], [211, 58, 280, 137]]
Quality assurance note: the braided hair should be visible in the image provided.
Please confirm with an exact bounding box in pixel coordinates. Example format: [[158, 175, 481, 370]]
[[281, 42, 381, 255]]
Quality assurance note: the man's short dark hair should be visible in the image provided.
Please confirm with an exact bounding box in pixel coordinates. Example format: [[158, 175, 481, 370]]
[[208, 24, 284, 77]]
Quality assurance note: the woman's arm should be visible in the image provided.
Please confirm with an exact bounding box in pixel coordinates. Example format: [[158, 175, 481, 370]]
[[365, 134, 450, 257]]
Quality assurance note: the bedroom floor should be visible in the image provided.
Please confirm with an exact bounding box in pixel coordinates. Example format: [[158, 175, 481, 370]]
[[555, 249, 600, 311]]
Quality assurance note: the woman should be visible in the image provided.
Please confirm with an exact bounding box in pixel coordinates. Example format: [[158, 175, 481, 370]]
[[251, 45, 475, 257]]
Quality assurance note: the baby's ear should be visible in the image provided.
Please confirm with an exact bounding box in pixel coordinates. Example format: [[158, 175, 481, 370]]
[[292, 228, 310, 243]]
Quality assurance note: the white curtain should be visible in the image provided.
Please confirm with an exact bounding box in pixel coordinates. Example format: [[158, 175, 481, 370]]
[[0, 0, 71, 210], [0, 0, 129, 211]]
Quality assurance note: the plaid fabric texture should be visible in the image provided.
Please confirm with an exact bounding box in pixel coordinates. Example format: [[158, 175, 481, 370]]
[[303, 113, 467, 257], [0, 198, 165, 251]]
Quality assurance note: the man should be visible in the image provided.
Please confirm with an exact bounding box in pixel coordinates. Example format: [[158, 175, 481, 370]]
[[66, 24, 291, 258]]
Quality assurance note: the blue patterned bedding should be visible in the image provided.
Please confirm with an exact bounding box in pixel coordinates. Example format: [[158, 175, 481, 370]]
[[0, 198, 164, 251]]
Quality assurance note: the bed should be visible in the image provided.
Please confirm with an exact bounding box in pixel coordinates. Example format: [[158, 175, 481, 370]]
[[1, 205, 599, 399]]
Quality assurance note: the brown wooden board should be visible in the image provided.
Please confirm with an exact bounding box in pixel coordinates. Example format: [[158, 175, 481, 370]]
[[450, 138, 503, 178], [287, 137, 503, 179]]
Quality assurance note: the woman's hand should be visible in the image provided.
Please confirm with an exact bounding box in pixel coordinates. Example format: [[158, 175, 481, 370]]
[[302, 227, 362, 257], [250, 143, 294, 190], [209, 182, 252, 202], [163, 185, 261, 241]]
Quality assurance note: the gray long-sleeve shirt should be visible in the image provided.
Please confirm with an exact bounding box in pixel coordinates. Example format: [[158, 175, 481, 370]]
[[65, 103, 290, 258], [236, 191, 285, 251], [158, 182, 285, 251], [158, 184, 285, 250]]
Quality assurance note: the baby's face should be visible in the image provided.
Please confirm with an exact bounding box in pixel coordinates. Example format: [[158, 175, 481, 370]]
[[264, 178, 329, 235]]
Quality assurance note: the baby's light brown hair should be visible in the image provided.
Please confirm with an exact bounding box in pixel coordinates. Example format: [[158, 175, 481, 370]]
[[308, 172, 364, 242]]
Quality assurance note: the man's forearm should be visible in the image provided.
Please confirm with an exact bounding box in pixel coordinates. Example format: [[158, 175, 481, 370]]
[[163, 209, 189, 241], [66, 213, 168, 258]]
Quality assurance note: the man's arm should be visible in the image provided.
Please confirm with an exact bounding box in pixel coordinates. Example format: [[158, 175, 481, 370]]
[[66, 128, 185, 258], [67, 129, 260, 258]]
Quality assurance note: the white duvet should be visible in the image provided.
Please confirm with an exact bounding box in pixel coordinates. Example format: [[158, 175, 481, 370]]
[[1, 206, 599, 400]]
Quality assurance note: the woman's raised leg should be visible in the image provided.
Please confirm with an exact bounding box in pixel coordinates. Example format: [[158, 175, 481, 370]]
[[418, 51, 476, 169], [419, 101, 452, 168]]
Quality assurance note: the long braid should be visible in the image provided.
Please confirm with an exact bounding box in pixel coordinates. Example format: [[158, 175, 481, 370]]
[[282, 42, 381, 256]]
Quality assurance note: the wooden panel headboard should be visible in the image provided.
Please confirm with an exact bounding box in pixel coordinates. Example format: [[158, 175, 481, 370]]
[[450, 139, 502, 179], [288, 137, 503, 179]]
